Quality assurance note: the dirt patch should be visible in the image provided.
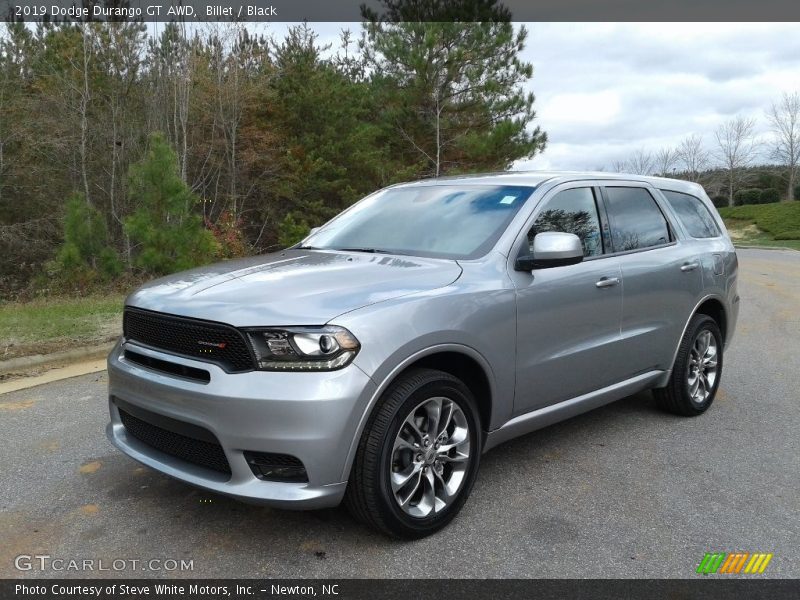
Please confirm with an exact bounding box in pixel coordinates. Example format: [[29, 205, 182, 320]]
[[0, 398, 36, 411], [727, 223, 761, 240], [1, 332, 119, 363], [79, 460, 103, 475]]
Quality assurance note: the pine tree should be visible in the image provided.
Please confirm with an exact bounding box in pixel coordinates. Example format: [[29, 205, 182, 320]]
[[124, 133, 216, 275], [362, 0, 547, 177], [54, 193, 121, 284]]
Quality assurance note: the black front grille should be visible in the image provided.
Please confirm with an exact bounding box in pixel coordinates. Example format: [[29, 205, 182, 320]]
[[119, 408, 231, 475], [123, 308, 255, 372]]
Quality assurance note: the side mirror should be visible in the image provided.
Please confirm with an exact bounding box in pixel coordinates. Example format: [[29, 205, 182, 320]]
[[514, 232, 584, 271], [308, 227, 321, 236]]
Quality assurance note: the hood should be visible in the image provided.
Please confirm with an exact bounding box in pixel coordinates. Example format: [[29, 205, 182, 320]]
[[126, 249, 462, 326]]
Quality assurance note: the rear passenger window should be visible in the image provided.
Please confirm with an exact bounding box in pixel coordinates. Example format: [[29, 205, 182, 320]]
[[661, 190, 720, 238], [604, 187, 671, 252], [528, 187, 603, 257]]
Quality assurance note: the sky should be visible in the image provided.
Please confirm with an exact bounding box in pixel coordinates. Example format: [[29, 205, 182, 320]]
[[181, 21, 800, 172], [517, 23, 800, 171]]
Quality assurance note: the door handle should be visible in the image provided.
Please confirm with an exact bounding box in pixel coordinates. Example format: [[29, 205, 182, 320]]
[[680, 262, 700, 272], [596, 277, 620, 288]]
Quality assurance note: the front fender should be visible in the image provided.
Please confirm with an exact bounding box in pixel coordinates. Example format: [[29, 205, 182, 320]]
[[331, 282, 517, 481]]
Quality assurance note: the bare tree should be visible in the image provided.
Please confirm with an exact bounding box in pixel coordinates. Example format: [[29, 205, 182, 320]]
[[714, 116, 759, 205], [627, 148, 654, 175], [210, 22, 247, 218], [147, 23, 193, 187], [95, 22, 146, 266], [0, 29, 11, 207], [176, 21, 191, 185], [653, 147, 679, 177], [611, 159, 627, 173], [79, 24, 92, 205], [677, 134, 710, 182], [766, 91, 800, 201]]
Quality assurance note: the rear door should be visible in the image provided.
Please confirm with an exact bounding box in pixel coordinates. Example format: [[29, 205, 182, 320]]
[[599, 183, 704, 375], [659, 188, 728, 293]]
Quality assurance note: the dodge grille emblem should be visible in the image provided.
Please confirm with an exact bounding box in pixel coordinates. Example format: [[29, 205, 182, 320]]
[[197, 340, 227, 349]]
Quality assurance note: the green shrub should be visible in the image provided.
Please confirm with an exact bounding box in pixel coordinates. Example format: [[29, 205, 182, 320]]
[[53, 193, 121, 283], [774, 230, 800, 240], [278, 212, 310, 248], [124, 133, 216, 275], [733, 188, 762, 206], [710, 195, 729, 209], [794, 184, 800, 201], [759, 188, 780, 204], [56, 242, 84, 272]]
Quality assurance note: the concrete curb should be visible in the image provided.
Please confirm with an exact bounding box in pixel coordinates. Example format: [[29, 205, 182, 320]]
[[734, 244, 799, 251], [0, 357, 108, 395], [0, 341, 116, 375]]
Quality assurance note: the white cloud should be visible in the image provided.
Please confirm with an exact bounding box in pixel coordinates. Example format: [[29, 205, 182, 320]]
[[542, 91, 622, 125], [519, 22, 800, 171]]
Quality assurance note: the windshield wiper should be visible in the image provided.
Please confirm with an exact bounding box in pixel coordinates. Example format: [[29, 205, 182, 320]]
[[334, 247, 396, 254]]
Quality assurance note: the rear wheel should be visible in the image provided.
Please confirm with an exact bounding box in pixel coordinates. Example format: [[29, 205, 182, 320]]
[[344, 368, 481, 539], [654, 314, 723, 416]]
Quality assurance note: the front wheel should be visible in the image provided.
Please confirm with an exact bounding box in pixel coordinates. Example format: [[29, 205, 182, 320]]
[[654, 314, 723, 416], [344, 368, 482, 539]]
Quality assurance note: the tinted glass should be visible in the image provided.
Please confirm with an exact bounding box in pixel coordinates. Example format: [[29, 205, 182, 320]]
[[604, 187, 671, 252], [527, 187, 602, 257], [305, 185, 533, 260], [661, 190, 720, 238]]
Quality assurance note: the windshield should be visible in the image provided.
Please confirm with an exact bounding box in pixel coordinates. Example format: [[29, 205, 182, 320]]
[[302, 185, 535, 260]]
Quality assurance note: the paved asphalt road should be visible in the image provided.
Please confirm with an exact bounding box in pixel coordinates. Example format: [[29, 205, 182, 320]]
[[1, 248, 798, 579]]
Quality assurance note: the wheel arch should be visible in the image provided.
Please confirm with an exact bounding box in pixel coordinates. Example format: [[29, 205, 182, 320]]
[[341, 345, 495, 481], [694, 297, 727, 344], [660, 294, 728, 388]]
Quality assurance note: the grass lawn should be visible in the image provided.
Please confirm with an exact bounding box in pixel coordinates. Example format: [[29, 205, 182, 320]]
[[718, 201, 800, 250], [0, 294, 123, 361]]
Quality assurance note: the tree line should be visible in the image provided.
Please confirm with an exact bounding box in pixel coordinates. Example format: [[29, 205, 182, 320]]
[[0, 4, 547, 298], [610, 92, 800, 206]]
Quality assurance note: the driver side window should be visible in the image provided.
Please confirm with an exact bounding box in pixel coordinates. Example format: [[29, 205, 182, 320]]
[[527, 187, 603, 257]]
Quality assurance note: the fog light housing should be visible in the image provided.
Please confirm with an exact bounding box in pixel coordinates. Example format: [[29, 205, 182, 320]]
[[244, 451, 308, 483]]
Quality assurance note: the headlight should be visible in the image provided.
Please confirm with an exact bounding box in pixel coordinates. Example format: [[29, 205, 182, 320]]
[[244, 326, 360, 371]]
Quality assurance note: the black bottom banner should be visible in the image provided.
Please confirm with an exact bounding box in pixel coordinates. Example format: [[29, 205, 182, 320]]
[[2, 579, 799, 600]]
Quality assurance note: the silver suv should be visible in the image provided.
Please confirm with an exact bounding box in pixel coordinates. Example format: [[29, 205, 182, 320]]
[[107, 172, 739, 538]]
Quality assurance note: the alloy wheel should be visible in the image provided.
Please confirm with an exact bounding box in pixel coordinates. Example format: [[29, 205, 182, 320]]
[[687, 329, 718, 404], [390, 396, 471, 518]]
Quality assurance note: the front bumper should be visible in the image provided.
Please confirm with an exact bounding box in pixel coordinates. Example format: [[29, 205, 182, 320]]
[[106, 340, 377, 509]]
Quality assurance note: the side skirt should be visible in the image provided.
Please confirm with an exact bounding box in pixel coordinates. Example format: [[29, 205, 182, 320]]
[[482, 370, 665, 452]]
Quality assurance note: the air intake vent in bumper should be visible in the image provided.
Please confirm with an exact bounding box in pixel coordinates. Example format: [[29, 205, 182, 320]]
[[117, 403, 231, 476]]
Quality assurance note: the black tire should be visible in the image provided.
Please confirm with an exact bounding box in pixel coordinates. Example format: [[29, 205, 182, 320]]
[[344, 368, 482, 539], [654, 314, 723, 416]]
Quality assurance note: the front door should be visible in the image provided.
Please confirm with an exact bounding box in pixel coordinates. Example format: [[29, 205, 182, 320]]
[[510, 185, 625, 416]]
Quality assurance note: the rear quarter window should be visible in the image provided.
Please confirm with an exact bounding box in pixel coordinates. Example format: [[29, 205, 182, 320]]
[[661, 190, 721, 239]]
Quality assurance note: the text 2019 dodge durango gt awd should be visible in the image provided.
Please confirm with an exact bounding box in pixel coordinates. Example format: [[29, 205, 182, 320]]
[[107, 172, 738, 538]]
